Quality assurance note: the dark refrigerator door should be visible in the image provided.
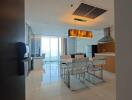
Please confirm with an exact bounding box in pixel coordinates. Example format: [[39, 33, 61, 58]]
[[92, 45, 98, 57]]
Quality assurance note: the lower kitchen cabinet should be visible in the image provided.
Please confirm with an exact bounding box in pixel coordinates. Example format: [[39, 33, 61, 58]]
[[104, 56, 115, 73]]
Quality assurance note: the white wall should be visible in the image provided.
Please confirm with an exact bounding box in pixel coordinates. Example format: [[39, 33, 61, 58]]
[[115, 0, 132, 100], [67, 38, 76, 54], [31, 24, 93, 38], [76, 29, 104, 53]]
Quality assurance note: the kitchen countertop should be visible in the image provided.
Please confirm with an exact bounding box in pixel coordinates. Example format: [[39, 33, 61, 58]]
[[95, 52, 115, 56]]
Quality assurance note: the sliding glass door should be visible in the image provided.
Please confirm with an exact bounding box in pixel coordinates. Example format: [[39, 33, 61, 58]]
[[41, 36, 61, 62]]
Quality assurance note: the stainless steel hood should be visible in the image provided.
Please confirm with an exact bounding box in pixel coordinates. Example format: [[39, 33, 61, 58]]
[[98, 27, 113, 43]]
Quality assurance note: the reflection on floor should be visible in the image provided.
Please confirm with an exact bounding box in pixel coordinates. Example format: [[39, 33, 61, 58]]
[[42, 62, 60, 85], [26, 62, 116, 100]]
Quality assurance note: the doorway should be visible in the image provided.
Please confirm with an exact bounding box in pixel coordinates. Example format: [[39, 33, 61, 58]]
[[41, 36, 61, 62]]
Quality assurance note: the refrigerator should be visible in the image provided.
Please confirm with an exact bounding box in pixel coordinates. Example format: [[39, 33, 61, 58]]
[[86, 45, 97, 57]]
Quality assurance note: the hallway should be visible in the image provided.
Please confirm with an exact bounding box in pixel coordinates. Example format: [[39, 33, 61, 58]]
[[26, 62, 116, 100]]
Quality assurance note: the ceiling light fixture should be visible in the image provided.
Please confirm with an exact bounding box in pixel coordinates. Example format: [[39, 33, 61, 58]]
[[68, 29, 93, 39]]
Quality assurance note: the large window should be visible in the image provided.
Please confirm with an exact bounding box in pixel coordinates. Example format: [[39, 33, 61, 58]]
[[41, 36, 61, 62]]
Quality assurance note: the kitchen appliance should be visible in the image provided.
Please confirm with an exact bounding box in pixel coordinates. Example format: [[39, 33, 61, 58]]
[[98, 27, 113, 43]]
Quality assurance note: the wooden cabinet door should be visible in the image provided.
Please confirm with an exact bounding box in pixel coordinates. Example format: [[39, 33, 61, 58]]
[[104, 56, 115, 73]]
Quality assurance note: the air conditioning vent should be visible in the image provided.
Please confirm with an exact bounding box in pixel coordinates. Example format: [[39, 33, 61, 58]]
[[74, 18, 87, 22], [73, 3, 106, 19], [73, 3, 94, 16]]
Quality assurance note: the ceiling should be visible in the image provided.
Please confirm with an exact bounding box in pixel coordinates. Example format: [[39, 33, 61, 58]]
[[25, 0, 114, 35]]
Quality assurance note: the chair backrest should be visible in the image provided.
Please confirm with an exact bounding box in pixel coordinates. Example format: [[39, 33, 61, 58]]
[[93, 55, 106, 65], [88, 57, 106, 71], [93, 59, 106, 65], [60, 55, 71, 59], [60, 55, 73, 64], [71, 58, 89, 70], [75, 55, 85, 59]]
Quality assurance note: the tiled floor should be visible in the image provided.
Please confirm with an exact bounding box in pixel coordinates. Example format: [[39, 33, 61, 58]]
[[26, 62, 116, 100]]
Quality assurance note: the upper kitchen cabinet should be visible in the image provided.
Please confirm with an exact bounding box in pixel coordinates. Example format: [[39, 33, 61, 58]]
[[98, 42, 115, 53]]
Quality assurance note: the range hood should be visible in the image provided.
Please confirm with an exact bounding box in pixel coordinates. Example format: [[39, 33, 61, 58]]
[[98, 27, 113, 43]]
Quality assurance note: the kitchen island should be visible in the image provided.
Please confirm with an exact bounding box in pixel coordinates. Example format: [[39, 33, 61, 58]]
[[95, 53, 116, 73]]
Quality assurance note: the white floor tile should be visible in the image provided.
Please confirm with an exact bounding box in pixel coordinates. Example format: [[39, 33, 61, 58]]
[[26, 62, 116, 100]]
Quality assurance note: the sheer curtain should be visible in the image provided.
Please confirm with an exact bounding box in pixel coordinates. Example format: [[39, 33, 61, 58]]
[[41, 36, 62, 62]]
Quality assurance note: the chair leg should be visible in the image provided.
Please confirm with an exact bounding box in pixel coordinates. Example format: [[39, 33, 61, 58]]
[[67, 71, 70, 88], [100, 66, 103, 80], [61, 67, 63, 77], [64, 68, 67, 79], [83, 73, 85, 82], [86, 72, 91, 83]]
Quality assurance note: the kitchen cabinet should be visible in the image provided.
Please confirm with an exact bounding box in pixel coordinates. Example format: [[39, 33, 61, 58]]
[[98, 42, 115, 53], [97, 42, 116, 73], [104, 56, 115, 73], [95, 53, 116, 73]]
